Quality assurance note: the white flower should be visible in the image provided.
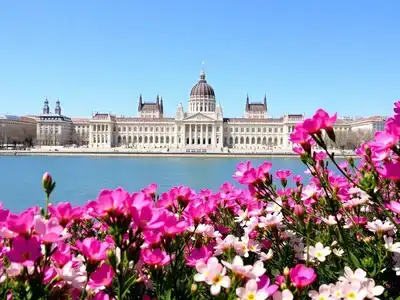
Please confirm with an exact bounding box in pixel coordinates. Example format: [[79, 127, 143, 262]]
[[308, 284, 333, 300], [194, 257, 231, 295], [236, 279, 269, 300], [214, 235, 237, 256], [222, 256, 264, 279], [384, 235, 400, 253], [333, 248, 344, 257], [339, 267, 367, 283], [331, 281, 345, 299], [308, 242, 332, 262], [234, 235, 250, 257], [259, 249, 273, 261], [342, 281, 367, 300], [273, 289, 294, 300], [321, 215, 337, 225], [222, 256, 253, 279], [266, 198, 282, 213], [363, 278, 384, 299], [258, 212, 283, 228], [366, 220, 394, 234]]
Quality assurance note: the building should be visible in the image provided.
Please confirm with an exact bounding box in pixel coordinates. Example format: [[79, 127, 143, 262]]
[[85, 71, 304, 152], [33, 71, 388, 152], [36, 99, 74, 146], [0, 114, 37, 148]]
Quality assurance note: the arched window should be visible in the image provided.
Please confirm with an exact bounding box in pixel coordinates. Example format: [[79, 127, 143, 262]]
[[155, 136, 159, 143], [139, 136, 143, 143], [166, 136, 170, 143], [257, 137, 261, 144], [262, 137, 266, 145], [229, 137, 233, 145], [144, 136, 148, 143], [150, 136, 153, 143], [128, 136, 132, 144], [160, 136, 164, 143], [122, 136, 127, 144], [274, 137, 278, 145], [251, 137, 255, 144], [117, 136, 121, 144], [133, 136, 138, 143], [246, 137, 250, 144], [240, 137, 244, 144], [234, 137, 238, 144]]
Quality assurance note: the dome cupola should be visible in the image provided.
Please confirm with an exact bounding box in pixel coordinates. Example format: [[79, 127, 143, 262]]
[[189, 71, 216, 113], [190, 71, 215, 97]]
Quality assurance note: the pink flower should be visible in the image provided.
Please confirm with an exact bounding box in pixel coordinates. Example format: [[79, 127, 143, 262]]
[[34, 216, 68, 243], [90, 292, 115, 300], [233, 161, 253, 183], [370, 131, 398, 151], [161, 212, 187, 236], [389, 201, 400, 214], [88, 188, 130, 217], [88, 263, 114, 289], [257, 275, 279, 296], [130, 193, 165, 231], [76, 238, 111, 262], [7, 236, 42, 266], [276, 170, 292, 181], [141, 183, 158, 198], [6, 208, 36, 234], [48, 202, 83, 227], [302, 117, 323, 134], [289, 264, 316, 288], [51, 242, 72, 267], [380, 162, 400, 181], [185, 246, 213, 267], [314, 109, 337, 130], [141, 248, 171, 267]]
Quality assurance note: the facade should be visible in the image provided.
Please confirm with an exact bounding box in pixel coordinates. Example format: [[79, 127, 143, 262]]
[[0, 115, 37, 148], [36, 99, 74, 146], [29, 71, 387, 152], [85, 71, 304, 152]]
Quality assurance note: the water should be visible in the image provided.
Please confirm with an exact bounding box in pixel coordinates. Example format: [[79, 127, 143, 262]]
[[0, 156, 307, 212]]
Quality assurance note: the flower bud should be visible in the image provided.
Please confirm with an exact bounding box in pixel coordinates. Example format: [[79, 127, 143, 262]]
[[191, 284, 197, 293], [293, 204, 305, 217], [283, 267, 290, 276], [42, 172, 52, 191], [107, 249, 118, 270]]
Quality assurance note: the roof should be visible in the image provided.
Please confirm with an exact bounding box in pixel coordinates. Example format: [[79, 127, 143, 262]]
[[247, 103, 266, 112], [72, 118, 90, 124], [116, 117, 175, 123], [224, 117, 284, 123], [39, 114, 72, 122], [190, 71, 215, 97], [0, 114, 20, 121], [92, 113, 116, 121], [140, 103, 161, 112]]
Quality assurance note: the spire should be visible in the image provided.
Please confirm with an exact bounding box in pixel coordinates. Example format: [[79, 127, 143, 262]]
[[160, 97, 164, 114], [156, 94, 160, 106], [264, 94, 267, 111], [138, 94, 143, 111], [245, 94, 249, 111]]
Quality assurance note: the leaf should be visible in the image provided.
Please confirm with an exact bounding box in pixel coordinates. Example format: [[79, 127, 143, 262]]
[[349, 252, 362, 269]]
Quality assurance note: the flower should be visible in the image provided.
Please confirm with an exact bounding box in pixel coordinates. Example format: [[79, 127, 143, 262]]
[[48, 202, 83, 227], [194, 257, 231, 295], [308, 284, 332, 300], [364, 279, 384, 299], [366, 220, 394, 234], [76, 238, 111, 262], [141, 248, 171, 267], [7, 236, 42, 266], [236, 279, 269, 300], [339, 267, 367, 283], [289, 264, 317, 288], [384, 236, 400, 253], [88, 263, 114, 289], [307, 242, 332, 262]]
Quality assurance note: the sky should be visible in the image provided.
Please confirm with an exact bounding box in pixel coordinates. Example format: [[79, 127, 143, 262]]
[[0, 1, 399, 119]]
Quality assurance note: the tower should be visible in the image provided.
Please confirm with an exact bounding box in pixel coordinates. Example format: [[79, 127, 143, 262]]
[[264, 94, 267, 111], [160, 97, 164, 114], [55, 98, 62, 115], [138, 94, 143, 112], [42, 98, 50, 115], [245, 94, 250, 111], [189, 70, 216, 113]]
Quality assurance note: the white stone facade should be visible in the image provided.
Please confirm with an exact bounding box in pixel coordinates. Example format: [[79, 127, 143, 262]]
[[85, 71, 304, 152]]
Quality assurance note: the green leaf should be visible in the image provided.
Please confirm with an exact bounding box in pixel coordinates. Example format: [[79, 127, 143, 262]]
[[349, 252, 362, 269]]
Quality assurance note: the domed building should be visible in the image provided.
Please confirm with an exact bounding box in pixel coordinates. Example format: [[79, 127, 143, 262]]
[[68, 70, 306, 152]]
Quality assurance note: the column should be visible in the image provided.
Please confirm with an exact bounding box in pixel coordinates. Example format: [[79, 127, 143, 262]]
[[200, 124, 203, 145], [206, 125, 209, 145], [189, 124, 192, 145], [195, 124, 198, 145], [212, 125, 215, 148]]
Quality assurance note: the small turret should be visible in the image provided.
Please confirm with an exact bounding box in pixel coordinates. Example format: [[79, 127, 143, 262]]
[[245, 94, 250, 111], [55, 98, 61, 115], [43, 98, 50, 115], [160, 97, 164, 114], [156, 94, 160, 106]]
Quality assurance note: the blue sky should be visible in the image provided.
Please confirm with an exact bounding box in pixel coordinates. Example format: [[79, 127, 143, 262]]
[[0, 1, 398, 118]]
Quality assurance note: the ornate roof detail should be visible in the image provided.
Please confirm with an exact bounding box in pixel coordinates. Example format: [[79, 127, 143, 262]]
[[190, 71, 215, 97]]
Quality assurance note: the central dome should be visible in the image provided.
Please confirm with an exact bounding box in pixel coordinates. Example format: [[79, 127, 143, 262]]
[[190, 71, 215, 97]]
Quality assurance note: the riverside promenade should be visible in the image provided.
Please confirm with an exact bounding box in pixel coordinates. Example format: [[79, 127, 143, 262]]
[[0, 148, 356, 158]]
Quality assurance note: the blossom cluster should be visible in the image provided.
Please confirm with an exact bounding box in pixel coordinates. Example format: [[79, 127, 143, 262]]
[[0, 101, 400, 299]]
